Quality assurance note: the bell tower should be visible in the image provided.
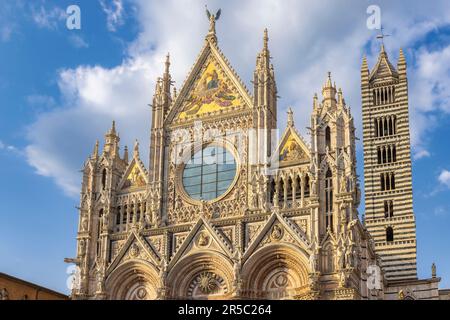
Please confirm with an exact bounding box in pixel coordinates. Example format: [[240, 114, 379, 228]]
[[361, 44, 418, 281]]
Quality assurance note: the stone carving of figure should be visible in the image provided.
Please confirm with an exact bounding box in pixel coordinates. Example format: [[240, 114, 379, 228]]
[[96, 272, 105, 293], [81, 215, 88, 231], [271, 224, 283, 241], [249, 179, 258, 209], [232, 249, 242, 293], [197, 232, 210, 247], [340, 176, 347, 193], [273, 189, 279, 208], [345, 243, 353, 268], [159, 257, 168, 287], [311, 178, 317, 196], [336, 244, 345, 270], [309, 251, 318, 273], [79, 239, 86, 257]]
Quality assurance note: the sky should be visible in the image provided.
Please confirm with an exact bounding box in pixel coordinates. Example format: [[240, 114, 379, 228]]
[[0, 0, 449, 294]]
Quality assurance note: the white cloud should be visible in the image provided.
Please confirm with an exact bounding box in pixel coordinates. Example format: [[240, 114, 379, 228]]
[[438, 170, 450, 188], [31, 5, 66, 30], [413, 149, 431, 160], [68, 34, 89, 49], [23, 0, 450, 196], [100, 0, 125, 32], [0, 139, 21, 155]]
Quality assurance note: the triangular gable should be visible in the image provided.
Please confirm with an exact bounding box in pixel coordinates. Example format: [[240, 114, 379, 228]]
[[117, 156, 148, 191], [243, 211, 311, 262], [167, 40, 252, 123], [273, 126, 310, 165], [168, 216, 234, 269], [369, 50, 398, 82], [106, 229, 160, 277]]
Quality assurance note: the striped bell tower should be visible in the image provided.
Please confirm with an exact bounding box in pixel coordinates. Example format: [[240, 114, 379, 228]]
[[361, 44, 418, 281]]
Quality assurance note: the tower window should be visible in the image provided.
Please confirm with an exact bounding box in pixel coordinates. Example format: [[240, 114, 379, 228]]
[[377, 145, 397, 164], [122, 205, 128, 224], [374, 116, 397, 138], [325, 126, 331, 151], [384, 200, 394, 218], [386, 227, 394, 242], [116, 207, 121, 225], [380, 172, 396, 191], [295, 175, 301, 198]]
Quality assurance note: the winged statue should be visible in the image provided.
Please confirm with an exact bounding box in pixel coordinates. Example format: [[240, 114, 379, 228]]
[[205, 6, 221, 34]]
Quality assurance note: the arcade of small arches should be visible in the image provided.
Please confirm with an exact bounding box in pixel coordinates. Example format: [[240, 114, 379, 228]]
[[374, 116, 397, 138], [268, 173, 311, 209], [372, 85, 395, 106]]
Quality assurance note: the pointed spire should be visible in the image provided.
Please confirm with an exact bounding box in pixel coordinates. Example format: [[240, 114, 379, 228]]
[[173, 87, 177, 100], [109, 120, 117, 135], [322, 72, 337, 103], [104, 120, 119, 156], [165, 52, 170, 74], [338, 88, 344, 105], [133, 139, 140, 158], [123, 145, 129, 163], [324, 72, 333, 88], [287, 107, 294, 127], [361, 55, 369, 74], [398, 48, 406, 66], [263, 28, 269, 52], [92, 140, 99, 158]]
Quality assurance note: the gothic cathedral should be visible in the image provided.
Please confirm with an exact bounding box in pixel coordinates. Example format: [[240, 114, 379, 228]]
[[68, 14, 441, 300]]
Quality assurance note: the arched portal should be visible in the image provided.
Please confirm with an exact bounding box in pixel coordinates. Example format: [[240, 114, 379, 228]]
[[167, 251, 234, 300], [105, 260, 159, 300], [242, 244, 310, 299]]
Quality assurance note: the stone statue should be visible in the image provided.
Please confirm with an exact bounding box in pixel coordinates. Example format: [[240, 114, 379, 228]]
[[205, 6, 221, 34], [309, 251, 318, 273], [273, 188, 279, 208], [432, 263, 437, 278]]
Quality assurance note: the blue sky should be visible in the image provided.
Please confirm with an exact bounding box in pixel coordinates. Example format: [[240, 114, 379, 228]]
[[0, 0, 449, 294]]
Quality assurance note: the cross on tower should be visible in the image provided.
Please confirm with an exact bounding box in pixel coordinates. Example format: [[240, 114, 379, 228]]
[[376, 26, 390, 45]]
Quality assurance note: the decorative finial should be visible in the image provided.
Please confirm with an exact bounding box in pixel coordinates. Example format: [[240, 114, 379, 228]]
[[325, 72, 332, 88], [205, 6, 221, 41], [134, 139, 140, 158], [123, 145, 129, 163], [110, 120, 116, 135], [93, 140, 99, 158], [263, 28, 269, 51], [432, 262, 437, 278], [376, 26, 390, 52], [287, 107, 294, 127], [165, 52, 170, 73]]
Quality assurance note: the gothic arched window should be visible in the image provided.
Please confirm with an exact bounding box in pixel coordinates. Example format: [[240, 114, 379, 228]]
[[386, 227, 394, 242], [269, 179, 276, 204], [287, 177, 293, 201], [325, 126, 331, 151], [304, 175, 310, 198]]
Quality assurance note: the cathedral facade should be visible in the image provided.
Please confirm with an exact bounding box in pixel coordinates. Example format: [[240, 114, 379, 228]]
[[67, 15, 442, 300]]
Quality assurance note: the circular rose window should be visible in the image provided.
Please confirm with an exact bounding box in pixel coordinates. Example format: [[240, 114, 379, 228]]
[[182, 145, 237, 201]]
